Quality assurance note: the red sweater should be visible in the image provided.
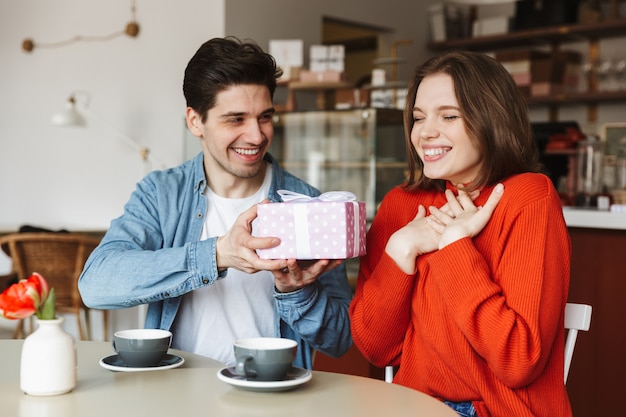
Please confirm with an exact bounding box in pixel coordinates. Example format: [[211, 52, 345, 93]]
[[350, 173, 572, 417]]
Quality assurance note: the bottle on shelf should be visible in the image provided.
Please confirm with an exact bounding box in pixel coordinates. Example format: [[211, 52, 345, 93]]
[[574, 134, 605, 207]]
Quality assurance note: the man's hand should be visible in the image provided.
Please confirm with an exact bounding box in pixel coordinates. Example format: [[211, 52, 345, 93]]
[[272, 259, 343, 293], [216, 201, 287, 274]]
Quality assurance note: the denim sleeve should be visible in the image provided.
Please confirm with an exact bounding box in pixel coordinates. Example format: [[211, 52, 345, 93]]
[[274, 262, 353, 359], [78, 176, 222, 310]]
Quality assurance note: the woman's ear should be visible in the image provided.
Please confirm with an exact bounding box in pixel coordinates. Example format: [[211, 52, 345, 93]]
[[186, 107, 203, 137]]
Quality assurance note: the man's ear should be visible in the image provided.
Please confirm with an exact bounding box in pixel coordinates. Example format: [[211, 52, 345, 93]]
[[186, 107, 203, 137]]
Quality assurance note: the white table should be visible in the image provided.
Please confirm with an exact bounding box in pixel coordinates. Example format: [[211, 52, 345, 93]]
[[0, 340, 457, 417]]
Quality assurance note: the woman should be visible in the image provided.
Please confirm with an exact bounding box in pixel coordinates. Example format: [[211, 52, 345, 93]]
[[349, 50, 572, 417]]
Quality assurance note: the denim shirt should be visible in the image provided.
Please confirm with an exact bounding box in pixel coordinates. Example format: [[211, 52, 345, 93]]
[[78, 153, 353, 369]]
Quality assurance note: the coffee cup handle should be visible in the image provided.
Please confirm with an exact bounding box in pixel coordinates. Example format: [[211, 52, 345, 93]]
[[112, 340, 118, 353], [235, 355, 256, 378]]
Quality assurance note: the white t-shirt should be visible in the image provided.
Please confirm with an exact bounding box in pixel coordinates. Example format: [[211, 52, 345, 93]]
[[170, 167, 274, 366]]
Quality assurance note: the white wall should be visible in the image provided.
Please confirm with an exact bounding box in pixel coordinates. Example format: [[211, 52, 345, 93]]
[[0, 0, 225, 235]]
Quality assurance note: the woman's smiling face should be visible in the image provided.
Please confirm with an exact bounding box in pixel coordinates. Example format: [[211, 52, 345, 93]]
[[410, 72, 483, 186]]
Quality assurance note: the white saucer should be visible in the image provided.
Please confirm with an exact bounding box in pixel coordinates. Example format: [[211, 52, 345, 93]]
[[99, 353, 184, 372], [217, 366, 312, 392]]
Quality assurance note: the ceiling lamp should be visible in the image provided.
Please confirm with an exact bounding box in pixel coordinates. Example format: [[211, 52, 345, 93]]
[[51, 91, 165, 172], [50, 95, 87, 127], [22, 0, 139, 53]]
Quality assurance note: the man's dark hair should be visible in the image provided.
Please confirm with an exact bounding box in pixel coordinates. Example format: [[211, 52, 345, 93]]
[[183, 36, 283, 122]]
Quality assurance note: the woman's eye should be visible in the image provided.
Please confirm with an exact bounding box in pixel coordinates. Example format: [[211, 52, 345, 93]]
[[443, 115, 459, 121]]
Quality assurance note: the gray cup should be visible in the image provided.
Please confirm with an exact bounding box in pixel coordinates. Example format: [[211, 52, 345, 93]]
[[112, 329, 172, 367], [234, 337, 298, 381]]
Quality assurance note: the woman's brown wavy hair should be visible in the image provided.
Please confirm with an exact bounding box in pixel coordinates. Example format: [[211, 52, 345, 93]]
[[403, 50, 542, 192]]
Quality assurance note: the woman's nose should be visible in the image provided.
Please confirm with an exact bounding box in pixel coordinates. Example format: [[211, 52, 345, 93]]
[[418, 120, 439, 140]]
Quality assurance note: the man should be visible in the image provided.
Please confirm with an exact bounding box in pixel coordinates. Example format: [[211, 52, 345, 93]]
[[79, 37, 352, 369]]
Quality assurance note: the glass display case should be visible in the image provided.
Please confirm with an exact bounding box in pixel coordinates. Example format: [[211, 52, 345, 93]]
[[270, 108, 407, 220]]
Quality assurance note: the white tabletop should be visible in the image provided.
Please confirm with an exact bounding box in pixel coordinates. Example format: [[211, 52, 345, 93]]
[[0, 340, 457, 417]]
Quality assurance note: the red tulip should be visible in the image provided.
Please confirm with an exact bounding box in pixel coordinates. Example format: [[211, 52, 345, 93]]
[[0, 272, 55, 320]]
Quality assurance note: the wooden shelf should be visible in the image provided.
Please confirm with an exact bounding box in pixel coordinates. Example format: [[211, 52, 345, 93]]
[[287, 81, 352, 91], [276, 81, 353, 112], [527, 90, 626, 106], [372, 57, 407, 65], [543, 148, 578, 156], [362, 81, 409, 90], [428, 19, 626, 52]]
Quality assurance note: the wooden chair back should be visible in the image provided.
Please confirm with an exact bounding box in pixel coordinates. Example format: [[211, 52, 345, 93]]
[[0, 232, 104, 340]]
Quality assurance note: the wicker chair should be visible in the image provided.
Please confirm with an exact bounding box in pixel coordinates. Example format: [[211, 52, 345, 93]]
[[0, 232, 107, 340]]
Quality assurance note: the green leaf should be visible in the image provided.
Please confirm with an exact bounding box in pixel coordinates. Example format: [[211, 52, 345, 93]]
[[37, 287, 56, 320]]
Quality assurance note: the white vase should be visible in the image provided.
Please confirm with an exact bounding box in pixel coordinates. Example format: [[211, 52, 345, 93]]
[[20, 317, 77, 396]]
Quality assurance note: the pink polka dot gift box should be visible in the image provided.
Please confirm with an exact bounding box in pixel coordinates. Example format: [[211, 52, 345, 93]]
[[256, 190, 367, 260]]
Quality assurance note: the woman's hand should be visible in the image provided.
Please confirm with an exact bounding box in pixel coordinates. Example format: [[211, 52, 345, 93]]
[[385, 189, 483, 274], [428, 184, 504, 249], [385, 205, 443, 274]]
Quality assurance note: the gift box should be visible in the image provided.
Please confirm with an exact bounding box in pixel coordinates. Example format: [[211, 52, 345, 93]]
[[530, 50, 582, 96], [256, 191, 367, 260], [299, 70, 345, 83], [496, 49, 551, 97]]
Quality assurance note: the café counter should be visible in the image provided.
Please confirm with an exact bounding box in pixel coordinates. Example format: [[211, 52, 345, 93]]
[[562, 206, 626, 230], [562, 207, 626, 417]]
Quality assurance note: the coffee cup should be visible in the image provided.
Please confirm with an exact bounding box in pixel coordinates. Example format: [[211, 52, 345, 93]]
[[234, 337, 297, 381], [112, 329, 172, 367]]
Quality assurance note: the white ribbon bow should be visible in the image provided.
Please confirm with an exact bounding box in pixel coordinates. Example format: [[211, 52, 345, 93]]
[[278, 190, 357, 203]]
